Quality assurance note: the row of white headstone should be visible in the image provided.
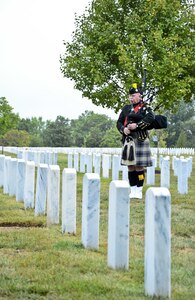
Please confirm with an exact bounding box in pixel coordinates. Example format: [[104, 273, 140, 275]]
[[82, 174, 171, 298], [67, 151, 192, 195], [147, 155, 192, 194], [2, 146, 195, 156], [17, 149, 58, 166], [0, 153, 171, 298], [2, 147, 193, 195]]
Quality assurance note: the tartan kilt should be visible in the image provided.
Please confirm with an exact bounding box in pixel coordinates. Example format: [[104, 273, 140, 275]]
[[134, 138, 153, 167]]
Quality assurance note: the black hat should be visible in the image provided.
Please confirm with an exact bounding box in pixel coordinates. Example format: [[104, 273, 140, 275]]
[[129, 83, 143, 95]]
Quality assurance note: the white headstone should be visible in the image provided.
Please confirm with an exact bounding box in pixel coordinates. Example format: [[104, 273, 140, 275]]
[[3, 156, 11, 194], [102, 154, 110, 178], [68, 153, 73, 168], [0, 155, 5, 187], [40, 152, 45, 164], [62, 168, 77, 234], [112, 155, 120, 180], [107, 180, 130, 270], [35, 164, 48, 216], [53, 152, 58, 165], [47, 165, 60, 225], [145, 187, 171, 298], [80, 153, 86, 173], [160, 157, 170, 188], [81, 173, 100, 250], [24, 161, 35, 209], [178, 159, 188, 194], [173, 157, 179, 176], [8, 158, 17, 196], [16, 159, 26, 202], [94, 154, 101, 175], [121, 165, 128, 181], [147, 157, 156, 185], [74, 153, 79, 171], [86, 153, 93, 173]]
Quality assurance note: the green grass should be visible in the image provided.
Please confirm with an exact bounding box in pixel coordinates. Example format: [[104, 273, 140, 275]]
[[0, 153, 195, 299]]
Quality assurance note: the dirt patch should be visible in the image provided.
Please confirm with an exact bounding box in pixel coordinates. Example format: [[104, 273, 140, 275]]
[[0, 222, 45, 229], [155, 170, 161, 174], [179, 247, 195, 254]]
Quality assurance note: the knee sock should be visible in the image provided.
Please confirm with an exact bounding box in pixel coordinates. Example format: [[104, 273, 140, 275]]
[[128, 170, 137, 187], [136, 170, 145, 187]]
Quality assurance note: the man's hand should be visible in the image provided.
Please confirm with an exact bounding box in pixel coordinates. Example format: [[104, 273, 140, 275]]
[[127, 123, 137, 130], [123, 127, 130, 135]]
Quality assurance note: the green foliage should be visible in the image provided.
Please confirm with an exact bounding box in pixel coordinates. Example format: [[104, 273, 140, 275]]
[[60, 0, 195, 113], [17, 117, 46, 147], [18, 117, 46, 134], [29, 135, 44, 147], [176, 130, 187, 147], [43, 115, 72, 147], [71, 111, 114, 147], [149, 128, 168, 148], [2, 129, 31, 147], [0, 97, 20, 137], [100, 126, 122, 147], [184, 119, 195, 147], [166, 101, 195, 147]]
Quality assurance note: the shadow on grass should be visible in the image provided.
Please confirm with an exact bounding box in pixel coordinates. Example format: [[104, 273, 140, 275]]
[[0, 221, 45, 228]]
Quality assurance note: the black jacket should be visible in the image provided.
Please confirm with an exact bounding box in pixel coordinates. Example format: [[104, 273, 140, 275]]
[[116, 102, 155, 141]]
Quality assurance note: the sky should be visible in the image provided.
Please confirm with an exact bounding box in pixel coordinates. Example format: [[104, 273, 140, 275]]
[[0, 0, 118, 121]]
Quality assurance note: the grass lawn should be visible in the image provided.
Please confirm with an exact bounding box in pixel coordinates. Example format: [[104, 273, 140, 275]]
[[0, 152, 195, 300]]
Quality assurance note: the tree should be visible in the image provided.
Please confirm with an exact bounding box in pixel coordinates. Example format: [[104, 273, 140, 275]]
[[165, 101, 195, 147], [99, 126, 122, 147], [71, 111, 114, 147], [149, 129, 167, 148], [17, 117, 46, 147], [178, 118, 195, 148], [60, 0, 195, 113], [18, 117, 45, 134], [43, 116, 72, 147], [3, 129, 30, 147], [176, 130, 187, 147], [0, 97, 20, 137]]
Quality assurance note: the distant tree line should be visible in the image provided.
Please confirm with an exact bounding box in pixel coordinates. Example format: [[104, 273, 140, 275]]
[[0, 97, 195, 148]]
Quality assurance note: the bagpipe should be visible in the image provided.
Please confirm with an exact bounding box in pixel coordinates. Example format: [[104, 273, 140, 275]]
[[141, 69, 167, 130]]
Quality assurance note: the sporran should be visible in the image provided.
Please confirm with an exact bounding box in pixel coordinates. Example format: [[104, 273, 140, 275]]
[[121, 136, 136, 166]]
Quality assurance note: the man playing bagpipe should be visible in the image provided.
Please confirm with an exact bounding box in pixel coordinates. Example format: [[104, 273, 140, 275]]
[[116, 83, 156, 199]]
